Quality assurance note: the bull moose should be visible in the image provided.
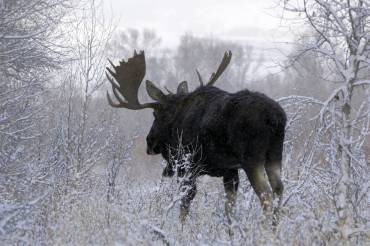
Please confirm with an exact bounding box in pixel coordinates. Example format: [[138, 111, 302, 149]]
[[106, 50, 286, 223]]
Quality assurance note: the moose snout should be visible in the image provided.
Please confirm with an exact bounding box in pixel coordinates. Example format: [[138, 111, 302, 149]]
[[146, 142, 155, 155], [146, 136, 161, 155], [146, 145, 156, 155], [147, 144, 161, 155]]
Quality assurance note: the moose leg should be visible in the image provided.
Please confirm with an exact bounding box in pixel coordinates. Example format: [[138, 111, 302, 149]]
[[265, 161, 283, 200], [223, 170, 239, 224], [266, 137, 284, 227], [179, 179, 197, 223], [244, 163, 273, 213], [266, 136, 284, 201], [265, 161, 283, 227]]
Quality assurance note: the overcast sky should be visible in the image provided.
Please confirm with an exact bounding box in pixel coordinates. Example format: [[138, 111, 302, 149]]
[[104, 0, 293, 48]]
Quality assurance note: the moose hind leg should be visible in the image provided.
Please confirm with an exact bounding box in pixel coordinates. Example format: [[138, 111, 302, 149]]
[[245, 163, 273, 212], [179, 180, 197, 223], [265, 161, 284, 227], [265, 161, 283, 198], [266, 133, 284, 200], [223, 170, 239, 224]]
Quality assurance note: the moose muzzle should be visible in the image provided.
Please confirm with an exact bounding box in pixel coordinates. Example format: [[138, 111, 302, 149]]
[[146, 142, 161, 155]]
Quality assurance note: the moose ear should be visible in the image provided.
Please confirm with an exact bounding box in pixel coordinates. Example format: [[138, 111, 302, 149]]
[[146, 80, 166, 102], [177, 81, 189, 94]]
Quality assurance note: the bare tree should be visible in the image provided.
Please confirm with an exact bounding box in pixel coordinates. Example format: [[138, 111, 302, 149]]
[[281, 0, 370, 240], [282, 36, 332, 99], [66, 0, 114, 179], [0, 0, 70, 243]]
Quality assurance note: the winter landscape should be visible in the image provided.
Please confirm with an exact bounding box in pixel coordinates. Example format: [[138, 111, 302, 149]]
[[0, 0, 369, 245]]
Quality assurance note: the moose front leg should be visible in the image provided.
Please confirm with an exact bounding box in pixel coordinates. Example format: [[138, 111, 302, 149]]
[[179, 178, 197, 223], [223, 170, 239, 224]]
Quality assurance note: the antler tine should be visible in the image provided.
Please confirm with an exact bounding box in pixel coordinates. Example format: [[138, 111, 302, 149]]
[[206, 51, 232, 87], [196, 69, 204, 86], [107, 91, 128, 108], [106, 50, 157, 110], [107, 59, 115, 69]]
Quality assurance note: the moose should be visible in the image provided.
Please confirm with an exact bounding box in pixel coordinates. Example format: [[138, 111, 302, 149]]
[[106, 50, 286, 223]]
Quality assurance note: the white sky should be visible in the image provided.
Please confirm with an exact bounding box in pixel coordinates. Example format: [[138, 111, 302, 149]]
[[104, 0, 293, 48]]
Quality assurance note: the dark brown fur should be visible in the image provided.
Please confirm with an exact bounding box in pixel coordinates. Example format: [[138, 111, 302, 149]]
[[146, 85, 286, 221]]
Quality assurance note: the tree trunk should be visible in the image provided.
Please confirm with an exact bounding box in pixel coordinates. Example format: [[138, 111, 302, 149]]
[[336, 82, 354, 240]]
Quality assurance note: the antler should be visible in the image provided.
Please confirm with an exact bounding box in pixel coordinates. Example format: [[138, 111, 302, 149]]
[[196, 51, 232, 87], [106, 50, 157, 109]]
